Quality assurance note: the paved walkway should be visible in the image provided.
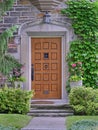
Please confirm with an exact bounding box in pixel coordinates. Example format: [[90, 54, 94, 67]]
[[21, 117, 67, 130]]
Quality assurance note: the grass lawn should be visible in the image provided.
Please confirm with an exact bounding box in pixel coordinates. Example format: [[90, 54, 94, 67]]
[[66, 116, 98, 129], [0, 114, 32, 129]]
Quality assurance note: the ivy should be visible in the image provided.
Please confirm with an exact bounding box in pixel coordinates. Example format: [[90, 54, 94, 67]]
[[62, 0, 98, 88]]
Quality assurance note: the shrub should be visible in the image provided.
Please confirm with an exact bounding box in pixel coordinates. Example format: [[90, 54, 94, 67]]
[[69, 87, 98, 115], [0, 87, 34, 114], [69, 120, 98, 130]]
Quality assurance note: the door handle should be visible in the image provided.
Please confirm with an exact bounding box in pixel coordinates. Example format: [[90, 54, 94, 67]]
[[31, 64, 34, 81]]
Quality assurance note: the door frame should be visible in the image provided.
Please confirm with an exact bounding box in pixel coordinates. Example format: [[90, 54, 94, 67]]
[[28, 33, 68, 99], [19, 18, 73, 100]]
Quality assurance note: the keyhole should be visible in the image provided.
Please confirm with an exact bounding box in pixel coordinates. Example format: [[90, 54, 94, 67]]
[[45, 64, 48, 69], [43, 63, 49, 70]]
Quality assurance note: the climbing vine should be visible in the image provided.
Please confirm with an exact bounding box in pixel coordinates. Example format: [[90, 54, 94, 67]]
[[61, 0, 98, 88]]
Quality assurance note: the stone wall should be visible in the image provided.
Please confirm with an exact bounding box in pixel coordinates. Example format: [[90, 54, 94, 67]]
[[0, 0, 40, 34], [0, 0, 41, 60], [0, 0, 68, 34], [0, 0, 72, 64], [0, 0, 71, 62], [0, 0, 72, 63], [0, 0, 69, 36], [0, 0, 73, 94]]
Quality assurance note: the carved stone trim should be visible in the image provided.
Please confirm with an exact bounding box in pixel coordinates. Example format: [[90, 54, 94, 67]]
[[30, 0, 66, 11]]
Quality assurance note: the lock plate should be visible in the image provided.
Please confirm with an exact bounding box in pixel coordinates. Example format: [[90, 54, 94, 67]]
[[43, 90, 49, 94]]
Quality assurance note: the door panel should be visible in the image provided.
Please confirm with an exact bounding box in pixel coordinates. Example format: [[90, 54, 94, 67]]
[[31, 38, 61, 99]]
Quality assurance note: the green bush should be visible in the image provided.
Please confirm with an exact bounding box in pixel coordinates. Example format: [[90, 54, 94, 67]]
[[69, 120, 98, 130], [0, 87, 33, 114], [69, 87, 98, 115]]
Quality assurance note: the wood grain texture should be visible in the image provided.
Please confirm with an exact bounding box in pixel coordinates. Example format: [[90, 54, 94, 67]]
[[31, 38, 61, 99]]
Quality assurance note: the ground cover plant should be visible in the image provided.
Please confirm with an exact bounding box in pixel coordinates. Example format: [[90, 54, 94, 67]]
[[68, 120, 98, 130], [0, 125, 18, 130], [66, 116, 98, 130], [0, 114, 32, 130]]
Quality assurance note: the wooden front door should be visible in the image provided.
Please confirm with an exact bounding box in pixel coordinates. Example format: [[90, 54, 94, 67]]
[[31, 38, 61, 99]]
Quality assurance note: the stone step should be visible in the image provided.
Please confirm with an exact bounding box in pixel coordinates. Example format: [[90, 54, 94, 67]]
[[27, 112, 73, 117], [30, 104, 72, 109], [28, 107, 74, 117], [29, 109, 74, 113], [28, 100, 74, 117]]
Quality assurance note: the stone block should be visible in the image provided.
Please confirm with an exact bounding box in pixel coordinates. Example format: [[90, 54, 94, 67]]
[[21, 12, 35, 17], [10, 12, 21, 16], [4, 17, 18, 23], [19, 17, 35, 24], [15, 7, 31, 12], [0, 24, 12, 28]]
